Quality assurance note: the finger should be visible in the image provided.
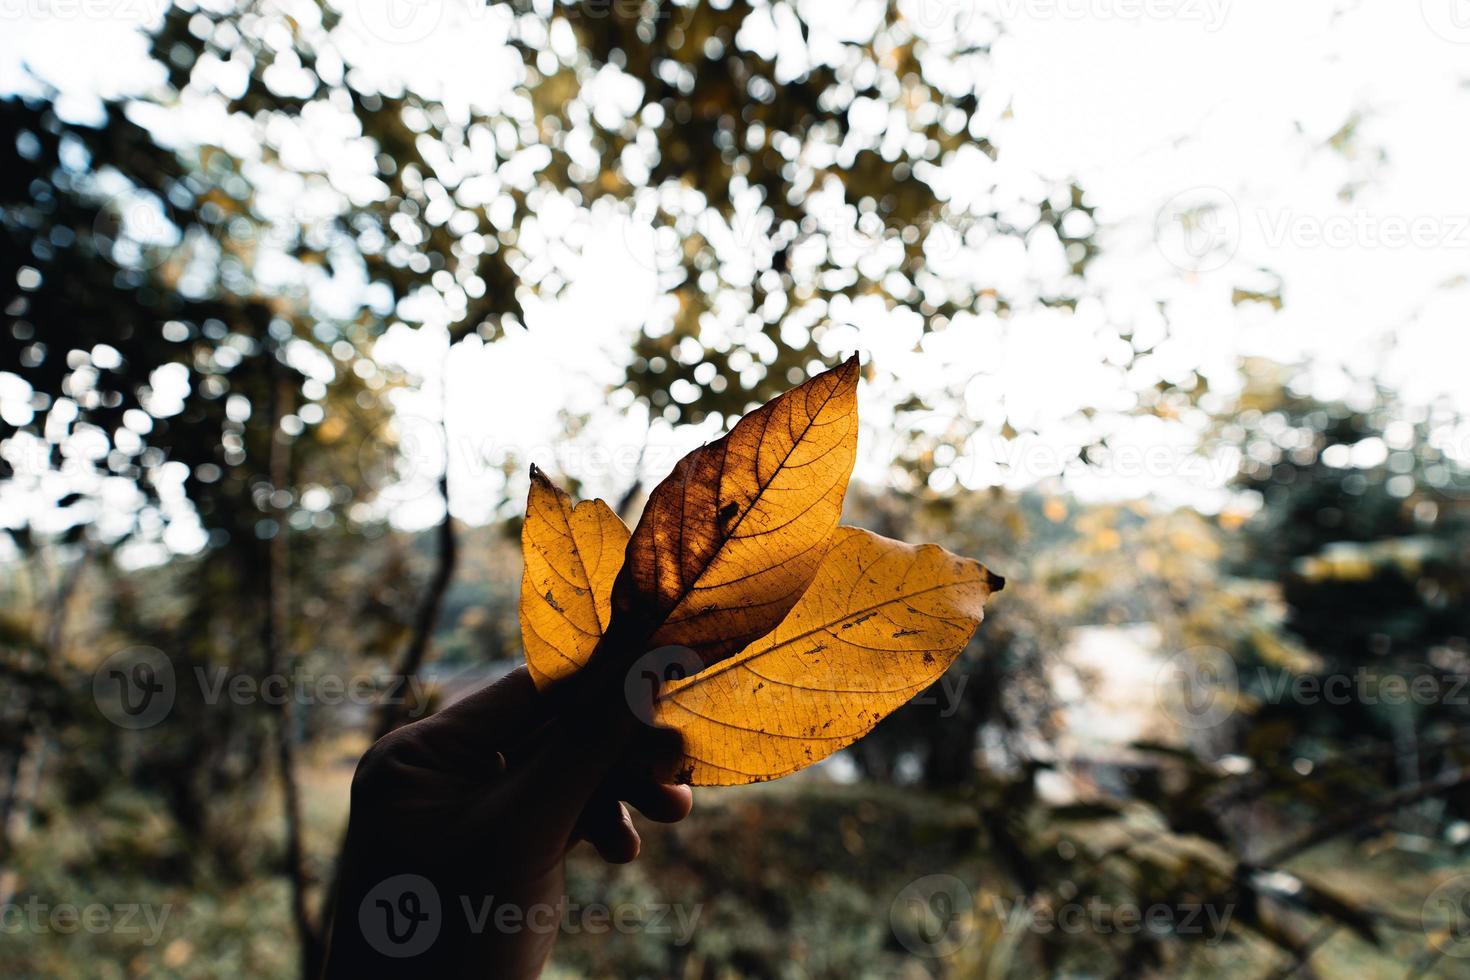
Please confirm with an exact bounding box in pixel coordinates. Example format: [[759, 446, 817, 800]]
[[609, 722, 687, 787], [578, 794, 640, 864], [617, 779, 694, 824], [494, 707, 638, 849]]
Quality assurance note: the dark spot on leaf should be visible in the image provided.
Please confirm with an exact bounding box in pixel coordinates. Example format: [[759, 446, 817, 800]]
[[841, 611, 876, 630], [718, 500, 739, 524], [892, 628, 921, 638], [544, 590, 564, 613]]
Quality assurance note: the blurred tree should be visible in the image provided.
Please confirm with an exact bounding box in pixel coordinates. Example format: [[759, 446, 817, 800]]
[[510, 0, 1097, 422], [1, 67, 415, 970], [1219, 361, 1470, 813], [0, 1, 1115, 975]]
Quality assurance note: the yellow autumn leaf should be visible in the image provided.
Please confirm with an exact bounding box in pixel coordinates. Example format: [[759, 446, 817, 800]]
[[514, 364, 1005, 787], [610, 356, 860, 668], [519, 465, 629, 689], [652, 526, 1003, 785]]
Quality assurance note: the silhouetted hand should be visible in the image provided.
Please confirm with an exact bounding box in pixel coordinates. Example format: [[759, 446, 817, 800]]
[[323, 665, 692, 979]]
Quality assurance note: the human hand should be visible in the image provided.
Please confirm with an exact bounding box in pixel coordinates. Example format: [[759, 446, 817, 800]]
[[323, 665, 693, 978]]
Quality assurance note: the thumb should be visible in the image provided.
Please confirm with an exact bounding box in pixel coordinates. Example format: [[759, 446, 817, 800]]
[[482, 695, 639, 853]]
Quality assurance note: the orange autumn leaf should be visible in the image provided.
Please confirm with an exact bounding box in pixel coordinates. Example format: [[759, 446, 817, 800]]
[[609, 356, 860, 668], [519, 465, 629, 689], [515, 358, 1005, 787], [652, 527, 1003, 785]]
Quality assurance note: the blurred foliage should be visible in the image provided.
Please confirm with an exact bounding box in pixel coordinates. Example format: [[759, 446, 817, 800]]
[[6, 373, 1470, 975], [516, 0, 1096, 420], [3, 0, 1470, 977]]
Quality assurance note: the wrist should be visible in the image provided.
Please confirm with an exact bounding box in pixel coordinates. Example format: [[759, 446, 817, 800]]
[[325, 825, 565, 979]]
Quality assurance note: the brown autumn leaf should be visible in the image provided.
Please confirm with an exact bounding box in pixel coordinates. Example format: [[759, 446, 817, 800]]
[[519, 465, 629, 689], [515, 359, 1004, 786], [608, 355, 860, 668], [652, 527, 1003, 785]]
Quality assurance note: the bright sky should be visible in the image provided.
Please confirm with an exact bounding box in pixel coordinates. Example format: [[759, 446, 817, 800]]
[[3, 0, 1468, 549]]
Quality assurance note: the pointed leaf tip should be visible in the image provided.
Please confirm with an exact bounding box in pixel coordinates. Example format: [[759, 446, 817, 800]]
[[611, 357, 860, 667], [654, 527, 1000, 785]]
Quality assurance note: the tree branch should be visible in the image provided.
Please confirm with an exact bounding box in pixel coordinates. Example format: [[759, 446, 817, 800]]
[[1252, 767, 1470, 870], [263, 362, 320, 979], [319, 412, 458, 975], [372, 465, 457, 742]]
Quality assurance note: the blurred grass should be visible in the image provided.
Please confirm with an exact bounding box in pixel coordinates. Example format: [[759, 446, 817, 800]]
[[3, 739, 1466, 978]]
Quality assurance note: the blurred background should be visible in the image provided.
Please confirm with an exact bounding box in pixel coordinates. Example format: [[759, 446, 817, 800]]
[[4, 0, 1470, 976]]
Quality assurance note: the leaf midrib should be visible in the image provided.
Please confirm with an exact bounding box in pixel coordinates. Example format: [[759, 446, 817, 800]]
[[674, 372, 846, 602], [655, 574, 979, 703]]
